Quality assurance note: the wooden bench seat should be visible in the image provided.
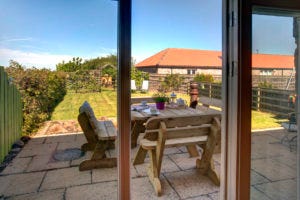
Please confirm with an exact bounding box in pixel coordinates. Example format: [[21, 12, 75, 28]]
[[78, 101, 117, 171], [133, 113, 221, 196]]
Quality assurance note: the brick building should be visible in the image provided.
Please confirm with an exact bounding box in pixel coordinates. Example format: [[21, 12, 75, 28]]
[[135, 48, 294, 76]]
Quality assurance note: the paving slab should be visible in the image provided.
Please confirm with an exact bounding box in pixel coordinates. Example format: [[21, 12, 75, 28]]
[[27, 137, 46, 145], [70, 151, 92, 166], [56, 141, 82, 150], [131, 176, 180, 200], [134, 156, 180, 177], [40, 167, 91, 191], [168, 153, 200, 170], [250, 170, 270, 185], [92, 168, 118, 183], [251, 142, 291, 159], [164, 169, 219, 199], [250, 186, 271, 200], [7, 188, 64, 200], [184, 194, 212, 200], [0, 172, 45, 197], [208, 192, 220, 200], [26, 154, 70, 172], [255, 179, 297, 200], [44, 134, 77, 144], [75, 133, 87, 144], [17, 143, 58, 158], [1, 157, 32, 175], [251, 158, 296, 181], [65, 181, 117, 200]]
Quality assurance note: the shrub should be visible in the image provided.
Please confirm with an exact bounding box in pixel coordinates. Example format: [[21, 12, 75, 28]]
[[258, 81, 273, 89], [6, 62, 66, 134], [160, 74, 184, 92], [193, 73, 214, 83]]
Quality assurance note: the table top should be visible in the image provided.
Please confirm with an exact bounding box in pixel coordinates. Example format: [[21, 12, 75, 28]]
[[131, 104, 221, 121]]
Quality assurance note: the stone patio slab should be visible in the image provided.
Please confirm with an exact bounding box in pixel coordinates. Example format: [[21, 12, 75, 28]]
[[44, 134, 77, 144], [164, 169, 219, 199], [17, 143, 58, 158], [0, 172, 45, 197], [250, 186, 271, 200], [92, 168, 118, 183], [255, 179, 297, 200], [168, 153, 200, 170], [65, 181, 117, 200], [7, 188, 65, 200], [134, 156, 180, 177], [131, 176, 180, 200], [251, 158, 296, 181], [1, 157, 32, 175], [26, 154, 70, 172], [251, 170, 270, 185], [40, 167, 90, 191]]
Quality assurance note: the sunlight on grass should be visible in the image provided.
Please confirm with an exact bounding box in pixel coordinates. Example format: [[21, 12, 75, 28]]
[[52, 89, 287, 130], [251, 110, 287, 130]]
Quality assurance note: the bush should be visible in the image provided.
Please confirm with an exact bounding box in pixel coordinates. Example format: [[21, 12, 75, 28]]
[[193, 73, 214, 83], [258, 81, 273, 89], [6, 62, 66, 134], [160, 74, 184, 92], [67, 70, 101, 93]]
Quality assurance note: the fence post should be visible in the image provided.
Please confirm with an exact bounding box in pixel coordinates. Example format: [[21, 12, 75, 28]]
[[257, 87, 260, 111], [189, 82, 198, 108], [209, 83, 212, 98]]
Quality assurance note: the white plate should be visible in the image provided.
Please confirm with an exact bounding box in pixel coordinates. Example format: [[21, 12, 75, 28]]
[[142, 108, 160, 116]]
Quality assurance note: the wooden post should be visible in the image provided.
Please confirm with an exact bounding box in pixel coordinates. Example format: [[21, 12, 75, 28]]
[[189, 82, 198, 108], [257, 87, 260, 111]]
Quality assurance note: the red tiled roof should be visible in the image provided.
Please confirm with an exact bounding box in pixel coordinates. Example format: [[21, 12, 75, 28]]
[[135, 48, 294, 69]]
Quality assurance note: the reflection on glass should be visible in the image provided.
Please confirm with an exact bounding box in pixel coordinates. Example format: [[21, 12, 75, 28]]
[[251, 14, 298, 200]]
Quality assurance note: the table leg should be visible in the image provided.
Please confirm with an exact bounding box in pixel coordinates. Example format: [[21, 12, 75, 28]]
[[131, 120, 145, 148]]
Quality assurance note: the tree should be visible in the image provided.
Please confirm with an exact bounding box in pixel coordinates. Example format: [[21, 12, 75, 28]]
[[56, 57, 83, 72], [193, 73, 214, 83], [160, 74, 184, 92], [131, 67, 149, 89]]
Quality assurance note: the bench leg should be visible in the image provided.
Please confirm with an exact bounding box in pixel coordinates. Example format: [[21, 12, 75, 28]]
[[79, 141, 117, 171], [133, 146, 148, 165], [81, 143, 96, 152], [186, 145, 199, 157], [147, 149, 162, 196], [196, 119, 220, 186]]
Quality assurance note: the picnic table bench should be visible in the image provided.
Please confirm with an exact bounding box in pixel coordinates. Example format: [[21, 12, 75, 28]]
[[78, 101, 117, 171], [133, 113, 221, 196]]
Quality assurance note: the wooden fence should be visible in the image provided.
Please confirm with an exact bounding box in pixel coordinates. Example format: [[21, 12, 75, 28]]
[[197, 82, 294, 117], [0, 67, 22, 162]]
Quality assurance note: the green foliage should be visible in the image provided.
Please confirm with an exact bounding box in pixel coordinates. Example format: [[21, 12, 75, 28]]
[[258, 81, 273, 89], [102, 65, 117, 80], [152, 92, 169, 103], [160, 74, 184, 92], [67, 70, 101, 93], [131, 67, 149, 89], [193, 73, 214, 83], [56, 54, 117, 72], [5, 61, 66, 134], [56, 57, 83, 72]]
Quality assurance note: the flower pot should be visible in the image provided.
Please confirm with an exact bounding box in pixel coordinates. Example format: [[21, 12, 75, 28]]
[[156, 102, 165, 110]]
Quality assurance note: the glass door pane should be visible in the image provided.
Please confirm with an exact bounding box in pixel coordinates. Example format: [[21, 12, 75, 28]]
[[0, 1, 118, 199], [251, 13, 298, 200], [131, 1, 223, 199]]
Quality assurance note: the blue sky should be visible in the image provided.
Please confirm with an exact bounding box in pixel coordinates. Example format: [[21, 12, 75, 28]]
[[0, 0, 296, 70]]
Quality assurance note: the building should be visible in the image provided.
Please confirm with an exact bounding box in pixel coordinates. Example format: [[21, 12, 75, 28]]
[[136, 48, 295, 76]]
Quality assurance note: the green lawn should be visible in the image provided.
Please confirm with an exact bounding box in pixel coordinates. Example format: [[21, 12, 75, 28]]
[[51, 89, 287, 130]]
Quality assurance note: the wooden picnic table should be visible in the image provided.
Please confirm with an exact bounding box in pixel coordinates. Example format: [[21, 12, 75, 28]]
[[130, 104, 221, 148]]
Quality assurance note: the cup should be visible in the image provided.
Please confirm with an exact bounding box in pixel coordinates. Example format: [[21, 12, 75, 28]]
[[150, 107, 157, 114], [141, 101, 147, 106]]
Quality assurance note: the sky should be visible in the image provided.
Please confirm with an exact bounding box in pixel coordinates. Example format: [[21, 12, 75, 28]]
[[0, 0, 296, 70]]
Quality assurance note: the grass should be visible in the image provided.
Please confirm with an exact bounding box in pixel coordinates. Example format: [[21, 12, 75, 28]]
[[251, 110, 287, 130], [51, 88, 288, 130]]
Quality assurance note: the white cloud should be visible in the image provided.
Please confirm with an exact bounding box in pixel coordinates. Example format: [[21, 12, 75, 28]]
[[0, 37, 33, 43], [0, 48, 74, 70]]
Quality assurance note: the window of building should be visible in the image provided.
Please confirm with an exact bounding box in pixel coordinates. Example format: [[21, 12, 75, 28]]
[[187, 69, 196, 74], [260, 70, 273, 75]]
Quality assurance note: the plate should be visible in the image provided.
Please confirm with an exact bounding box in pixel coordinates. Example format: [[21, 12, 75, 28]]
[[142, 108, 160, 116]]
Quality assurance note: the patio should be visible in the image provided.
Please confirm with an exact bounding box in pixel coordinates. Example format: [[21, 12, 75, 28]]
[[0, 128, 297, 200]]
